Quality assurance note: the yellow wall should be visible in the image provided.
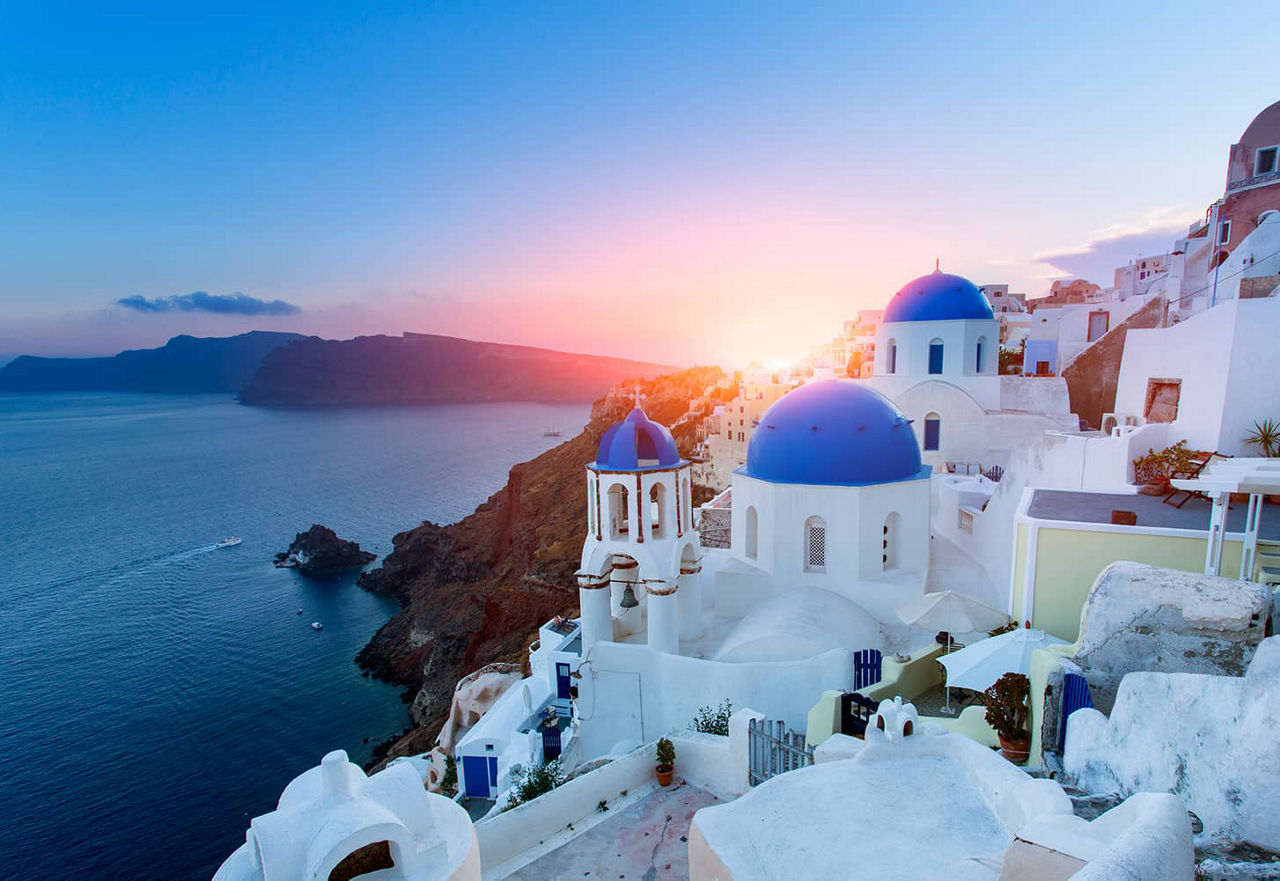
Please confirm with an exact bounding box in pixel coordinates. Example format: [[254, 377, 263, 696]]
[[1018, 526, 1243, 641], [1010, 523, 1028, 626]]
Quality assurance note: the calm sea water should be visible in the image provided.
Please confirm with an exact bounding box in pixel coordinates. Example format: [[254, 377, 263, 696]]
[[0, 394, 588, 880]]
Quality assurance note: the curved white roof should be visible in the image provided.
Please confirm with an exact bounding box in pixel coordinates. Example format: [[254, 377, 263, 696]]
[[713, 587, 881, 663]]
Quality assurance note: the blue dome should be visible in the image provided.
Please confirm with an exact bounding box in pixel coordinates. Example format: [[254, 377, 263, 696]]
[[883, 270, 994, 322], [745, 380, 926, 486], [595, 407, 681, 470]]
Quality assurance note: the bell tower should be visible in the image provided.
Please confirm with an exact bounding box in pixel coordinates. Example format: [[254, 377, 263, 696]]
[[578, 401, 701, 655]]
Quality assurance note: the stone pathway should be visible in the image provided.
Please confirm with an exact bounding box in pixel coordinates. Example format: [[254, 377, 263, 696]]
[[504, 781, 721, 881]]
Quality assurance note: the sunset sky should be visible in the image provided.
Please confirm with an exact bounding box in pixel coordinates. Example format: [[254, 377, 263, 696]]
[[2, 1, 1275, 366]]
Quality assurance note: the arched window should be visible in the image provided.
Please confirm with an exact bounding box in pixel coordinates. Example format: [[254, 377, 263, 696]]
[[607, 484, 629, 539], [923, 413, 941, 451], [928, 339, 944, 374], [649, 483, 666, 539], [975, 336, 986, 373], [804, 516, 826, 572], [882, 512, 901, 571], [886, 339, 897, 374], [745, 505, 758, 559]]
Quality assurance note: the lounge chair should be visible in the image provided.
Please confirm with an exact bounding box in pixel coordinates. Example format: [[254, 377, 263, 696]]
[[1164, 450, 1228, 509]]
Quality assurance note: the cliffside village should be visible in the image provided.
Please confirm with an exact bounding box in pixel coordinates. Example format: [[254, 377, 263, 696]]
[[215, 102, 1280, 881]]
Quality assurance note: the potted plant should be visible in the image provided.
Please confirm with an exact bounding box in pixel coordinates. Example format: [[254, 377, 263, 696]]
[[655, 737, 675, 786], [984, 672, 1031, 764], [1132, 440, 1194, 496], [1244, 419, 1280, 503]]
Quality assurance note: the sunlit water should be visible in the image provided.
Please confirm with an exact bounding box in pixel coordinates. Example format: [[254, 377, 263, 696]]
[[0, 394, 588, 880]]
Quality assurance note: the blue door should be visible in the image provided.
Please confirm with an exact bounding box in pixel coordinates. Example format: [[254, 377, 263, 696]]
[[556, 662, 571, 700], [462, 755, 490, 798], [928, 342, 944, 374]]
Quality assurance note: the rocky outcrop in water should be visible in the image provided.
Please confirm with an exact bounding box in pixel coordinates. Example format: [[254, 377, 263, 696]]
[[275, 524, 377, 576], [355, 367, 727, 762]]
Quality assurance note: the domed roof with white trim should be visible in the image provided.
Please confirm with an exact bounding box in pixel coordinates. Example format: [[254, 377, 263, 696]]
[[744, 380, 926, 486], [594, 407, 681, 470], [883, 269, 994, 323]]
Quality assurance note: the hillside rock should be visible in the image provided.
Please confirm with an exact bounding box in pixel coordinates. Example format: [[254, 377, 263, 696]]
[[239, 333, 676, 407], [275, 524, 376, 576], [355, 367, 725, 763], [0, 331, 306, 393]]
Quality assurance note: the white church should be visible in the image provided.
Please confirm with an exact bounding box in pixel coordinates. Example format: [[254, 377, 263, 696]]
[[864, 268, 1077, 472], [570, 378, 936, 759]]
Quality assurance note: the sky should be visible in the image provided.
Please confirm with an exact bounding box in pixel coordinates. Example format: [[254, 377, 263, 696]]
[[1, 1, 1276, 366]]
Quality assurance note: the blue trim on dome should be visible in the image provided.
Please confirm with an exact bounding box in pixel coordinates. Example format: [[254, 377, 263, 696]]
[[883, 270, 994, 323], [594, 407, 681, 470], [744, 380, 928, 486]]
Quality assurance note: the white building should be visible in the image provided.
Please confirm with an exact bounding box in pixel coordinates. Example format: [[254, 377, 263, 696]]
[[865, 269, 1078, 472], [214, 750, 479, 881], [1112, 294, 1280, 457], [572, 382, 938, 759]]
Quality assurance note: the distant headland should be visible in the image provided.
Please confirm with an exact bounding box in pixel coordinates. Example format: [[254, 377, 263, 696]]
[[0, 331, 676, 405]]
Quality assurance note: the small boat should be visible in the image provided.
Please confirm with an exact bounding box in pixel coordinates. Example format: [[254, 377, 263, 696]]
[[297, 609, 304, 615], [543, 428, 562, 437], [216, 536, 242, 548], [311, 621, 324, 631]]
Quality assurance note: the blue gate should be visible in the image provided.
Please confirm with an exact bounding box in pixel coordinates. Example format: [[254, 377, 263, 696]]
[[542, 724, 562, 761], [853, 649, 883, 690], [1059, 673, 1094, 751]]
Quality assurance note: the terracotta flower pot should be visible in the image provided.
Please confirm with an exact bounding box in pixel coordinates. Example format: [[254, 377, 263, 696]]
[[655, 763, 674, 787], [998, 732, 1030, 764]]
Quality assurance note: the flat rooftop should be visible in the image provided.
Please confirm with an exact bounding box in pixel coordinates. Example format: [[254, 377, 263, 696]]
[[1026, 490, 1280, 540], [503, 782, 720, 880]]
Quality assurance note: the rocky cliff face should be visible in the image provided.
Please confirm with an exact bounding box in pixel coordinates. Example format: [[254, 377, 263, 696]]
[[355, 366, 724, 760]]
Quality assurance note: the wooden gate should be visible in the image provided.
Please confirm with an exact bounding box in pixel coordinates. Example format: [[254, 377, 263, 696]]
[[748, 718, 814, 786], [853, 648, 883, 690]]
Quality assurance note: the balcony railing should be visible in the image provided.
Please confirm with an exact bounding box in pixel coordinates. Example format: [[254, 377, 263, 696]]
[[1227, 169, 1280, 193]]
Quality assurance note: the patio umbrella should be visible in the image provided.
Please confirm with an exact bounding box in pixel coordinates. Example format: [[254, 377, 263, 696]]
[[895, 591, 1010, 713], [939, 627, 1069, 696]]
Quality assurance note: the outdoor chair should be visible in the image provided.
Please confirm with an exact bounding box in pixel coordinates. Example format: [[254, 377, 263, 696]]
[[1255, 541, 1280, 588], [1164, 451, 1228, 509]]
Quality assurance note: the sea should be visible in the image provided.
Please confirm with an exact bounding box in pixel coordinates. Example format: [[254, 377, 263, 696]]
[[0, 393, 589, 880]]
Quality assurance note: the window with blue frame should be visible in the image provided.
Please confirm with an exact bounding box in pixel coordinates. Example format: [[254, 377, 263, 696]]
[[975, 337, 985, 373], [887, 339, 897, 374]]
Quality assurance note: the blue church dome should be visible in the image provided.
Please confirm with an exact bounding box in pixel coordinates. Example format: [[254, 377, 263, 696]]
[[595, 407, 681, 470], [745, 381, 926, 486], [882, 270, 994, 323]]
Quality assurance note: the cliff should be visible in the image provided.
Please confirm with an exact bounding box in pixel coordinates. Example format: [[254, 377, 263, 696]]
[[355, 366, 725, 759], [238, 333, 677, 407], [0, 331, 307, 393]]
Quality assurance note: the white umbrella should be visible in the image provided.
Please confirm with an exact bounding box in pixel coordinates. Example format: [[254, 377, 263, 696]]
[[895, 591, 1010, 713], [940, 627, 1068, 695]]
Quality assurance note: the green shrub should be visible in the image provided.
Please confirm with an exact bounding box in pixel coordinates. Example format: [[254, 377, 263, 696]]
[[502, 759, 565, 811], [655, 737, 676, 767], [440, 755, 458, 799], [689, 699, 732, 736], [1133, 439, 1193, 483]]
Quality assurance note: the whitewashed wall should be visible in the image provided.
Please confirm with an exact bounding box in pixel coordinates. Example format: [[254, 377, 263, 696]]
[[576, 641, 852, 761]]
